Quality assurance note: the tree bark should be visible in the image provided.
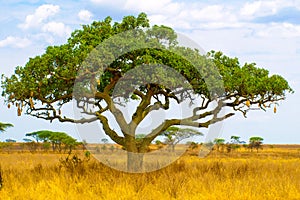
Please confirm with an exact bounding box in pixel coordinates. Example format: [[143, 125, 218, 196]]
[[124, 137, 147, 172], [127, 152, 144, 172]]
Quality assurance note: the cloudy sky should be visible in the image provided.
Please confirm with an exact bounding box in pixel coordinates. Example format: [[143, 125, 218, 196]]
[[0, 0, 299, 144]]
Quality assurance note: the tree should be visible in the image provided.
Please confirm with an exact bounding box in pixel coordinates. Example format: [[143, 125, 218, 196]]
[[186, 141, 198, 150], [213, 138, 225, 152], [62, 136, 78, 154], [26, 130, 53, 143], [26, 130, 78, 153], [230, 136, 241, 144], [101, 138, 109, 144], [1, 13, 292, 172], [162, 127, 203, 152], [0, 122, 13, 133], [23, 138, 33, 142], [249, 136, 264, 152], [229, 135, 242, 152], [5, 139, 16, 143]]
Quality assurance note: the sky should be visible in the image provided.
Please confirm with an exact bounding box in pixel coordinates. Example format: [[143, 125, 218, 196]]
[[0, 0, 299, 144]]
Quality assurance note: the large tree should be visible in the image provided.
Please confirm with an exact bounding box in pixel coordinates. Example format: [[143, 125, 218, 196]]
[[1, 13, 292, 171]]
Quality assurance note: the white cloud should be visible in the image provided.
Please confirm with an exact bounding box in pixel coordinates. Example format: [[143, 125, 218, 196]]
[[0, 36, 31, 48], [189, 5, 227, 21], [42, 22, 71, 37], [89, 0, 300, 38], [144, 3, 238, 30], [19, 4, 60, 29], [91, 0, 181, 15], [89, 0, 237, 29], [124, 0, 180, 14], [255, 23, 300, 38], [239, 0, 294, 19], [90, 0, 125, 7], [240, 1, 264, 17], [78, 10, 93, 22]]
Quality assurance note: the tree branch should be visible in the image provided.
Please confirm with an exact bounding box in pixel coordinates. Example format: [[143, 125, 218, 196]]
[[96, 113, 125, 146], [94, 92, 129, 134]]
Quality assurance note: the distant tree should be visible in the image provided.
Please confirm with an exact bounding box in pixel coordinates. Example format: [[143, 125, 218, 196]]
[[109, 145, 115, 152], [25, 130, 52, 143], [135, 134, 147, 143], [154, 139, 164, 150], [62, 137, 78, 154], [5, 139, 16, 143], [23, 138, 33, 143], [249, 136, 264, 152], [155, 140, 163, 145], [186, 141, 198, 150], [162, 127, 203, 152], [26, 130, 78, 153], [230, 136, 241, 144], [229, 135, 242, 152], [42, 142, 51, 152], [101, 138, 109, 144], [101, 145, 107, 151], [26, 141, 39, 153], [213, 138, 225, 152]]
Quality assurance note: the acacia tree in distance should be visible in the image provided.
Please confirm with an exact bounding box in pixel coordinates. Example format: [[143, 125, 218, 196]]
[[162, 127, 203, 152], [26, 130, 78, 153], [213, 138, 226, 152], [1, 13, 293, 171], [249, 136, 264, 152]]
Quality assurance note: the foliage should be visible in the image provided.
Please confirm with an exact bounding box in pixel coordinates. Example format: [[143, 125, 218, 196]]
[[42, 142, 51, 151], [23, 138, 33, 143], [213, 138, 226, 152], [0, 122, 13, 133], [25, 130, 78, 153], [162, 127, 203, 151], [101, 138, 109, 144], [230, 136, 241, 144], [155, 140, 163, 145], [5, 139, 16, 143], [186, 141, 198, 150], [214, 138, 225, 145], [228, 136, 243, 152], [249, 136, 264, 152]]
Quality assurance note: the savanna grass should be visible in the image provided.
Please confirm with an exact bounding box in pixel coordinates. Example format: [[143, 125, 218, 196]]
[[0, 147, 299, 200]]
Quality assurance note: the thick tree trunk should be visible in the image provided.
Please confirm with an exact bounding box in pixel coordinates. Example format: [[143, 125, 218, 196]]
[[127, 152, 144, 172], [124, 137, 148, 172]]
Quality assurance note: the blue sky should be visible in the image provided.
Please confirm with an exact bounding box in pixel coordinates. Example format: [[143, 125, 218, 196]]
[[0, 0, 299, 144]]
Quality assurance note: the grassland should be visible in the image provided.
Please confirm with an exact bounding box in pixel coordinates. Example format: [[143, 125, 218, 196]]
[[0, 145, 300, 200]]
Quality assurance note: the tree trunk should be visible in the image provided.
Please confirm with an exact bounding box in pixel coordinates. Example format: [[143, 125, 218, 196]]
[[127, 152, 144, 172], [124, 137, 148, 172]]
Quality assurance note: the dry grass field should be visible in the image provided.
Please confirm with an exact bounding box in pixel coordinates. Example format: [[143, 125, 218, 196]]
[[0, 145, 300, 200]]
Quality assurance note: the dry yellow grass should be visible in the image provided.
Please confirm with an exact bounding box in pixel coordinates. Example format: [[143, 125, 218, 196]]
[[0, 147, 300, 200]]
